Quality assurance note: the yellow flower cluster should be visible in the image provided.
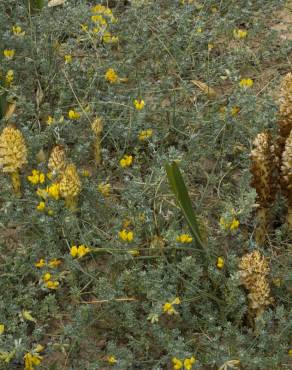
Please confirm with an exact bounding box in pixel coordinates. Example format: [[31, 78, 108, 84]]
[[219, 217, 240, 231], [120, 154, 133, 168], [24, 352, 42, 370], [64, 54, 72, 64], [119, 229, 134, 242], [88, 4, 118, 43], [105, 68, 119, 83], [36, 183, 60, 201], [176, 234, 193, 243], [216, 256, 225, 269], [91, 4, 117, 23], [12, 25, 25, 36], [172, 356, 196, 370], [163, 297, 181, 315], [98, 182, 111, 197], [28, 169, 45, 185], [138, 129, 153, 141], [70, 244, 91, 258], [233, 28, 247, 39], [35, 258, 62, 268], [107, 355, 117, 364], [68, 109, 81, 120], [134, 99, 145, 110], [3, 49, 15, 59], [42, 272, 59, 289], [239, 78, 253, 89]]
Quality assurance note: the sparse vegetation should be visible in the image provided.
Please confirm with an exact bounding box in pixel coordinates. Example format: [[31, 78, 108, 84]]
[[0, 1, 291, 369]]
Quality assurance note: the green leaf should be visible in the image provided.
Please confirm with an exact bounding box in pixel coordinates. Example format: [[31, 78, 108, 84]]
[[165, 161, 205, 250], [27, 0, 45, 11]]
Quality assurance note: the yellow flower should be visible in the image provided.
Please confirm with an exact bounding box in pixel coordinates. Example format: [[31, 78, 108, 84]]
[[176, 234, 193, 243], [12, 25, 25, 36], [103, 32, 119, 44], [163, 297, 181, 315], [24, 352, 42, 370], [98, 182, 111, 197], [34, 344, 44, 353], [70, 245, 78, 257], [184, 357, 196, 370], [48, 259, 62, 268], [239, 78, 253, 89], [46, 115, 54, 125], [138, 129, 153, 141], [0, 324, 4, 335], [107, 355, 117, 364], [229, 218, 240, 230], [28, 170, 45, 185], [196, 27, 202, 33], [47, 209, 54, 216], [105, 68, 119, 83], [64, 54, 72, 64], [233, 28, 247, 39], [42, 273, 51, 282], [36, 188, 48, 199], [91, 4, 107, 13], [219, 217, 239, 231], [120, 154, 133, 168], [119, 229, 134, 242], [216, 257, 225, 269], [46, 183, 60, 200], [3, 49, 15, 59], [288, 349, 292, 356], [231, 106, 240, 116], [68, 110, 80, 120], [70, 245, 91, 258], [134, 99, 145, 110], [208, 43, 214, 51], [78, 244, 91, 258], [172, 357, 183, 370], [5, 70, 14, 86], [91, 14, 107, 26], [46, 280, 59, 289], [35, 259, 46, 268], [36, 201, 46, 211]]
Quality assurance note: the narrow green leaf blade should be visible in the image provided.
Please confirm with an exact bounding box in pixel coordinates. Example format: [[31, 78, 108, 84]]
[[166, 161, 205, 249]]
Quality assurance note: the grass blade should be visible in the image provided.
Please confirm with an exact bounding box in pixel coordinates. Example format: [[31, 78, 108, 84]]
[[165, 161, 205, 250]]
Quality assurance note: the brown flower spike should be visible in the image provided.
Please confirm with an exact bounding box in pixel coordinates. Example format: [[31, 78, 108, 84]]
[[281, 130, 292, 228], [239, 250, 273, 318], [276, 72, 292, 160], [250, 132, 278, 245], [91, 117, 103, 166], [48, 145, 67, 178], [0, 125, 27, 195], [59, 163, 81, 211]]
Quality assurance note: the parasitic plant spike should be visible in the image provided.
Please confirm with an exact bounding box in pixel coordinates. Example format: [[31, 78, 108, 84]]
[[91, 117, 103, 166], [48, 145, 67, 179], [276, 72, 292, 161], [0, 125, 27, 196], [238, 250, 273, 318], [250, 132, 278, 245], [280, 130, 292, 228], [59, 163, 81, 211]]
